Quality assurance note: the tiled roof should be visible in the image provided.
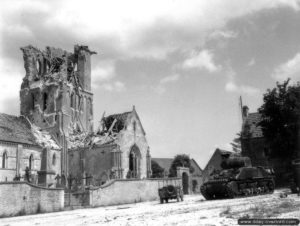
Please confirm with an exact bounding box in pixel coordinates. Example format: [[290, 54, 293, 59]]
[[152, 158, 173, 171], [191, 158, 202, 172], [103, 111, 131, 132], [242, 113, 263, 138], [0, 113, 37, 145]]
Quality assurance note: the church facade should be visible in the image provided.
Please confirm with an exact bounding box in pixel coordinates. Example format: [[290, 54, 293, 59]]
[[0, 44, 151, 187]]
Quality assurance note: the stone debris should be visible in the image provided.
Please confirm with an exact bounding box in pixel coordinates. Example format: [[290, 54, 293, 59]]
[[31, 124, 60, 149]]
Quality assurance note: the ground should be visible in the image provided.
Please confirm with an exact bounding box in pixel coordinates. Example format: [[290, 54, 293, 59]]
[[1, 189, 299, 226]]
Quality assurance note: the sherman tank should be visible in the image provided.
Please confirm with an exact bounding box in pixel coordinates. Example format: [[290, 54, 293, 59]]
[[201, 155, 275, 200]]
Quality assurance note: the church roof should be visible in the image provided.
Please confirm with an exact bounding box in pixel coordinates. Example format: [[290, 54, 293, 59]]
[[242, 112, 263, 138], [0, 113, 60, 149], [0, 113, 37, 146], [102, 106, 146, 135], [103, 111, 131, 133]]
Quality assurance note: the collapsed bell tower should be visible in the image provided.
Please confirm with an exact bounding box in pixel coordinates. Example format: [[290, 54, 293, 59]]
[[20, 44, 96, 178]]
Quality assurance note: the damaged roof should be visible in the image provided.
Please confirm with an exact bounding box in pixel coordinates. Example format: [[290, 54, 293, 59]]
[[0, 113, 60, 149], [103, 111, 132, 133], [0, 113, 37, 145], [242, 112, 263, 138]]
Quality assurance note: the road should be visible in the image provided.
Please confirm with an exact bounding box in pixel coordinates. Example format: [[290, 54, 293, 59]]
[[1, 189, 299, 226]]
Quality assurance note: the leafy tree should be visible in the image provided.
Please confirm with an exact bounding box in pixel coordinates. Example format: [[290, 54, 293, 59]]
[[169, 154, 191, 177], [151, 160, 164, 178], [258, 79, 300, 160], [230, 132, 242, 153]]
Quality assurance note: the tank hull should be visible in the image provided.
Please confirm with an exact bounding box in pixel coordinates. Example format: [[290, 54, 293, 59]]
[[201, 177, 275, 200]]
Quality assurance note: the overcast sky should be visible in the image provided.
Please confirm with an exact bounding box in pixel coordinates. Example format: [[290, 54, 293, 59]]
[[1, 0, 300, 168]]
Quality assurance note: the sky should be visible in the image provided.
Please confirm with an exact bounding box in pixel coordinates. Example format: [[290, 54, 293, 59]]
[[1, 0, 300, 168]]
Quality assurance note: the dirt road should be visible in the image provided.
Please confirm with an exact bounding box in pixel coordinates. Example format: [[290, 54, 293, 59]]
[[1, 189, 299, 226]]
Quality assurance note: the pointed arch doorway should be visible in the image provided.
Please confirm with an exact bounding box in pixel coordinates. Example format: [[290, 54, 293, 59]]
[[128, 145, 141, 179]]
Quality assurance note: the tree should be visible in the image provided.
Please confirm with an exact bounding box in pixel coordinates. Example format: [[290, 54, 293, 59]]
[[151, 160, 164, 178], [230, 132, 242, 153], [258, 79, 300, 160], [169, 154, 191, 177]]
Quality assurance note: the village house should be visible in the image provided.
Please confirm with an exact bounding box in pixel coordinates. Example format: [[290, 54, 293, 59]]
[[151, 157, 203, 193], [241, 106, 290, 186]]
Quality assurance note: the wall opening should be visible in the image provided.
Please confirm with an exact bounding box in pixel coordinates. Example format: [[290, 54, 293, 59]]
[[182, 172, 189, 194], [36, 59, 42, 75], [31, 93, 35, 110], [2, 151, 8, 168], [128, 145, 141, 179], [71, 93, 75, 108], [52, 153, 56, 166], [43, 93, 48, 111], [29, 154, 34, 170]]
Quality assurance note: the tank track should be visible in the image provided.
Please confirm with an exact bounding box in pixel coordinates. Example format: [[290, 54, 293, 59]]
[[201, 178, 275, 200]]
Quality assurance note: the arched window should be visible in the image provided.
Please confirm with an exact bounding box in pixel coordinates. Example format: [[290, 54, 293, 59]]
[[52, 153, 56, 166], [70, 93, 75, 108], [31, 93, 35, 110], [43, 93, 48, 111], [36, 59, 41, 75], [2, 151, 8, 168], [29, 154, 34, 170]]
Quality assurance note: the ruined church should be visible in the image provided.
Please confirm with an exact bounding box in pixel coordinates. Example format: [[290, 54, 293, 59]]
[[0, 45, 151, 187]]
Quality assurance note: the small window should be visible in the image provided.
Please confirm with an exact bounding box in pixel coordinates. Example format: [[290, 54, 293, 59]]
[[2, 151, 8, 168], [29, 154, 34, 170], [71, 93, 75, 108], [36, 59, 41, 75], [31, 93, 35, 110], [43, 93, 48, 111], [52, 154, 56, 166]]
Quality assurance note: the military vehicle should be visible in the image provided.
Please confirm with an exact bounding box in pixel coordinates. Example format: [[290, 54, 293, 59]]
[[158, 184, 184, 203], [201, 155, 275, 200]]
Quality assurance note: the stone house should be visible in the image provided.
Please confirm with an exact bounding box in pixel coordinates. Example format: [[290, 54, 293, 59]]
[[190, 158, 203, 193], [151, 157, 203, 193], [202, 148, 235, 182], [241, 106, 290, 186]]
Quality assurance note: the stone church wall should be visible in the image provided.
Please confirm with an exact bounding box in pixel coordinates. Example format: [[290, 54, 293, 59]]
[[116, 113, 149, 179], [68, 145, 116, 186], [0, 181, 64, 217], [89, 178, 181, 207], [0, 143, 42, 181]]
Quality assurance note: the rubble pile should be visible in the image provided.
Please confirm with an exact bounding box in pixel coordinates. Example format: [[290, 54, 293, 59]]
[[31, 124, 60, 149]]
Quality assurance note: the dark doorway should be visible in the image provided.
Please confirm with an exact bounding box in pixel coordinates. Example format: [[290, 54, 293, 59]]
[[128, 145, 141, 178], [192, 180, 198, 193], [182, 172, 189, 194]]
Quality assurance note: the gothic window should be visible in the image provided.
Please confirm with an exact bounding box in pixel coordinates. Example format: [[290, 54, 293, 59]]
[[29, 154, 34, 170], [89, 98, 93, 115], [2, 151, 8, 168], [71, 93, 75, 108], [36, 59, 42, 75], [31, 93, 35, 110], [43, 93, 48, 111], [52, 153, 56, 166]]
